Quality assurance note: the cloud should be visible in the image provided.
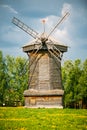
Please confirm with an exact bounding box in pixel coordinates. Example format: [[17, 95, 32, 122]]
[[39, 15, 60, 34], [1, 4, 18, 14], [39, 16, 70, 45], [61, 3, 72, 16], [52, 3, 72, 45], [37, 3, 72, 43], [0, 3, 72, 49], [53, 28, 70, 44]]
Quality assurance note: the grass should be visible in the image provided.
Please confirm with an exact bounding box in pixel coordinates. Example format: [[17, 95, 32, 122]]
[[0, 107, 87, 130]]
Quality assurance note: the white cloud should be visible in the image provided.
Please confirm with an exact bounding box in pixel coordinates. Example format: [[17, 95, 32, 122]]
[[38, 3, 72, 43], [1, 4, 18, 14], [53, 28, 69, 43], [39, 15, 60, 34], [61, 3, 72, 16], [52, 3, 72, 45], [39, 15, 71, 45]]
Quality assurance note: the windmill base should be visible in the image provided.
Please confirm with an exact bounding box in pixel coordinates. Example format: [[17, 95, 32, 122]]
[[23, 89, 64, 108]]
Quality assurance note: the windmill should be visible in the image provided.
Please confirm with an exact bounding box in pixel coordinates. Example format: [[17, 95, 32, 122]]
[[12, 12, 69, 108]]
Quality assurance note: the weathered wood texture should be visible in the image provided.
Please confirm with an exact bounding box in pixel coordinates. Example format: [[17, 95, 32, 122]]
[[24, 96, 63, 108], [23, 41, 67, 108], [23, 43, 67, 53], [29, 50, 62, 90]]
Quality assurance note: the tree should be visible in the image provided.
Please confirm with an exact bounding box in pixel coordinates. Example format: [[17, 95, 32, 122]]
[[62, 59, 83, 108], [62, 60, 74, 107], [0, 51, 7, 106], [78, 59, 87, 108], [4, 55, 28, 106]]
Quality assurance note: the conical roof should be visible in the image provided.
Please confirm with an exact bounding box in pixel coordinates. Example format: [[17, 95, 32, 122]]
[[22, 33, 68, 53]]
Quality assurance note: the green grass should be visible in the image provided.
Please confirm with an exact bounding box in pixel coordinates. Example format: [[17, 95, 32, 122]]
[[0, 107, 87, 130]]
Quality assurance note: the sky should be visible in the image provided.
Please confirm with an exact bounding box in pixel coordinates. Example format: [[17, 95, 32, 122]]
[[0, 0, 87, 62]]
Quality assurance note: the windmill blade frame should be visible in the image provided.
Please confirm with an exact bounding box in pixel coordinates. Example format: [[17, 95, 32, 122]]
[[12, 17, 39, 39], [47, 12, 70, 38], [46, 39, 63, 59], [47, 46, 61, 63]]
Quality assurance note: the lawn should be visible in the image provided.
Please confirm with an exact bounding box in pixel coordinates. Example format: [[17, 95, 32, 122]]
[[0, 107, 87, 130]]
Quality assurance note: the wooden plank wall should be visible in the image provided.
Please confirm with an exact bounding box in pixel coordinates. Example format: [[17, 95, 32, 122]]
[[29, 50, 62, 90]]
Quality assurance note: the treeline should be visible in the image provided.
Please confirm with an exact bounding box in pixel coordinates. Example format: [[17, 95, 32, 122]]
[[0, 51, 87, 108], [0, 51, 28, 106], [62, 59, 87, 108]]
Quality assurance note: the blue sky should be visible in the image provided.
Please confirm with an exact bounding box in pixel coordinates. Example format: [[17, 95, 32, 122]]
[[0, 0, 87, 62]]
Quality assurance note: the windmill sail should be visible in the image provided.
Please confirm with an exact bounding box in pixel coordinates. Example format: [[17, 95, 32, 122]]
[[12, 17, 39, 39]]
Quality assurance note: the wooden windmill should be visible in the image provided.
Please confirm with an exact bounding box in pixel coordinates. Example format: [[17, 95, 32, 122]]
[[12, 12, 69, 108]]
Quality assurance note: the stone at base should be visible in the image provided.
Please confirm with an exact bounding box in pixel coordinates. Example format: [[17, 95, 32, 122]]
[[24, 89, 64, 108]]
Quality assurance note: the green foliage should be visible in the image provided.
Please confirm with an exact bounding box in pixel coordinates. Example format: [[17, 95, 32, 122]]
[[62, 59, 87, 108], [0, 107, 87, 130], [0, 51, 7, 106], [0, 51, 28, 106]]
